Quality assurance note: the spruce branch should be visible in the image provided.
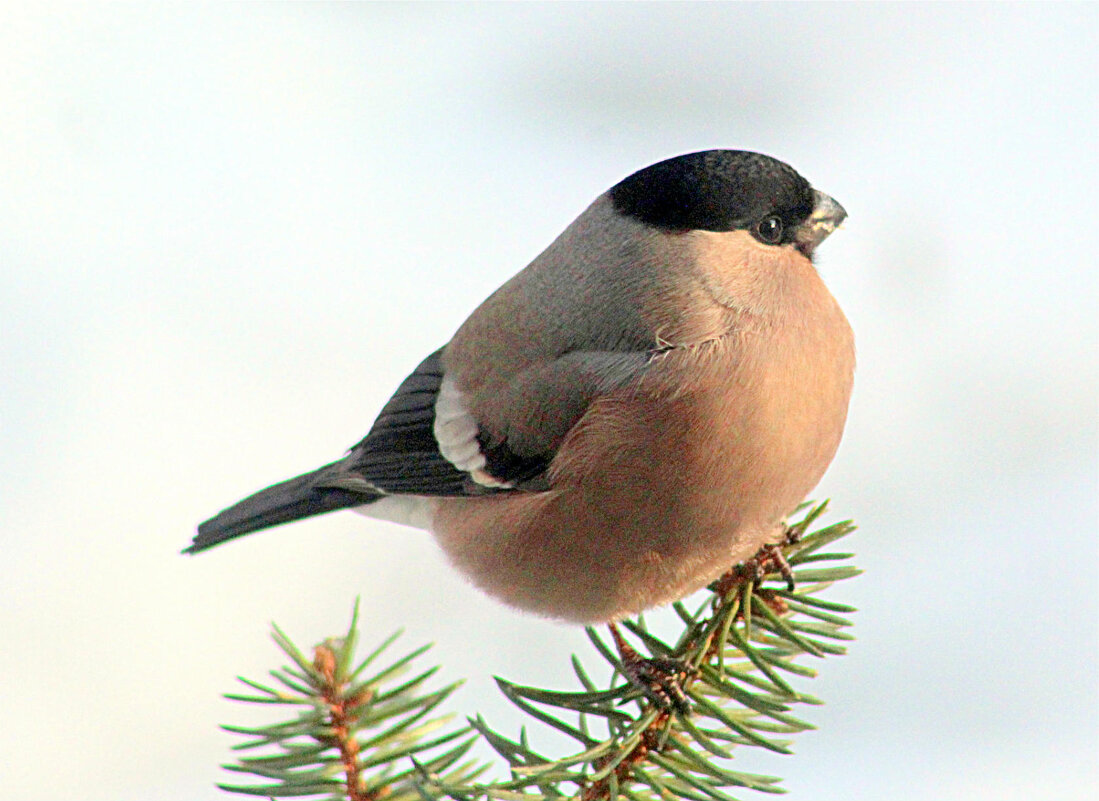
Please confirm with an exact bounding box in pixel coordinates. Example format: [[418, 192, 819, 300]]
[[217, 501, 858, 801], [217, 601, 484, 799]]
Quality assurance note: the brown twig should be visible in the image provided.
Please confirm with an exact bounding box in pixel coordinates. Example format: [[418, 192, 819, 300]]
[[314, 644, 378, 801], [581, 711, 671, 801]]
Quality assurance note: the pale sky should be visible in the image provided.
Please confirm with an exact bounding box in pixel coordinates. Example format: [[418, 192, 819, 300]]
[[1, 4, 1096, 800]]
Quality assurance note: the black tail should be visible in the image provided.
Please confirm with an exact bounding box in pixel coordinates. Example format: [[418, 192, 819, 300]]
[[186, 463, 374, 554]]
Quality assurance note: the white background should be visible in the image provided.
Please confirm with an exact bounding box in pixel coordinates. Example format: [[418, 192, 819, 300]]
[[2, 4, 1095, 799]]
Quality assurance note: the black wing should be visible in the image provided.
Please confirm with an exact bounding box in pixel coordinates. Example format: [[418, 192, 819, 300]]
[[325, 345, 655, 497], [334, 348, 547, 495]]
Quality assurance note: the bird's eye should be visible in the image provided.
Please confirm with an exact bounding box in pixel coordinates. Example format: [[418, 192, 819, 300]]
[[754, 216, 784, 245]]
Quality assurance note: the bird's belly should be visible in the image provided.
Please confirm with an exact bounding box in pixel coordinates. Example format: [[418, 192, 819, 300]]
[[431, 335, 853, 623]]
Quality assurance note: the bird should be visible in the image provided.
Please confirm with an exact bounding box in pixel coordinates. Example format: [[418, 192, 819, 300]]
[[189, 149, 854, 636]]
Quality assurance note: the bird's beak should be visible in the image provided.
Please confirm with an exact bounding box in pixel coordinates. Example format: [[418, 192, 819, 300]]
[[795, 189, 847, 254]]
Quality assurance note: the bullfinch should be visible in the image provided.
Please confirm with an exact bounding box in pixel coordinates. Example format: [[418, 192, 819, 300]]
[[189, 150, 854, 632]]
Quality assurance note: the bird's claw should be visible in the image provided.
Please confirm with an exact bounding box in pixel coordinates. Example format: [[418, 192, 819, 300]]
[[758, 541, 796, 592], [608, 621, 695, 713], [718, 525, 801, 595], [620, 654, 695, 714]]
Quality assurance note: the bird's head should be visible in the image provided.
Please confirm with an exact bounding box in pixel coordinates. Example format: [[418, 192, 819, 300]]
[[608, 149, 845, 259]]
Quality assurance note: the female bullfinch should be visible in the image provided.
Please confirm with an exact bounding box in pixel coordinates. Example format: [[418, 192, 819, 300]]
[[189, 150, 854, 628]]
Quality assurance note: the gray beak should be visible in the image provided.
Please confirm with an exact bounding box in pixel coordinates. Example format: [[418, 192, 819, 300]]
[[795, 189, 847, 254]]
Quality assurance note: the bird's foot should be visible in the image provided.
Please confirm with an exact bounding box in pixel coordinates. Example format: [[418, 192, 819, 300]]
[[608, 622, 694, 713], [716, 525, 802, 596]]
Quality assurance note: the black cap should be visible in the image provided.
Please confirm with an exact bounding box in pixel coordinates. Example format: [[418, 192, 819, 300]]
[[609, 150, 815, 240]]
